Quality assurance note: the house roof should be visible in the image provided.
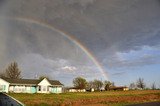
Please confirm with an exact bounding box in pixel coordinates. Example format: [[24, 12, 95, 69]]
[[1, 77, 63, 86], [110, 86, 128, 89], [49, 80, 63, 86]]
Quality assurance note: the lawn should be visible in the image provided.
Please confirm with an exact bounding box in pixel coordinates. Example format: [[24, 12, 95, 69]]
[[9, 90, 160, 106]]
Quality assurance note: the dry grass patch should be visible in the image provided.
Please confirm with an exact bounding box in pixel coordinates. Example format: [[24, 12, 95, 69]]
[[9, 90, 160, 106]]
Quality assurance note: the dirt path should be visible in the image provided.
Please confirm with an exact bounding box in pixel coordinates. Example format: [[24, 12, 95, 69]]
[[127, 102, 160, 106]]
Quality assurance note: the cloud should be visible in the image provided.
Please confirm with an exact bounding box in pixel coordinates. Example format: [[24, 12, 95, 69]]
[[61, 66, 77, 72], [3, 0, 160, 54], [104, 47, 160, 69], [17, 53, 104, 85], [111, 72, 126, 76], [66, 0, 96, 6]]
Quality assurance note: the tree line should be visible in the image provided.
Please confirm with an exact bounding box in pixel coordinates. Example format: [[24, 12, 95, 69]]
[[129, 78, 157, 90], [73, 77, 115, 91], [73, 77, 159, 91]]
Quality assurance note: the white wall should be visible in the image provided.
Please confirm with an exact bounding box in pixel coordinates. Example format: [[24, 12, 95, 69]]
[[13, 86, 26, 93], [26, 86, 31, 93], [38, 78, 51, 86], [0, 78, 10, 93], [56, 87, 62, 93], [37, 78, 51, 93], [69, 89, 86, 92]]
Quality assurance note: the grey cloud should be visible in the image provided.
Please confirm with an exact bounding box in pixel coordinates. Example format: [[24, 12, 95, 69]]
[[18, 53, 102, 80], [111, 72, 126, 76], [105, 54, 160, 69], [3, 0, 160, 53]]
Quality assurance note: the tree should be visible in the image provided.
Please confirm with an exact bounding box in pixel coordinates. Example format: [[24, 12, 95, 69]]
[[87, 81, 94, 89], [5, 62, 21, 79], [93, 79, 103, 91], [0, 72, 5, 78], [151, 82, 156, 90], [129, 82, 136, 90], [73, 77, 87, 89], [136, 78, 145, 89], [104, 81, 112, 91], [39, 75, 50, 80]]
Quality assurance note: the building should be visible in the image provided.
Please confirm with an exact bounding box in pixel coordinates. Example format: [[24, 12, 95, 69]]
[[66, 87, 86, 92], [0, 77, 63, 93], [109, 86, 129, 91]]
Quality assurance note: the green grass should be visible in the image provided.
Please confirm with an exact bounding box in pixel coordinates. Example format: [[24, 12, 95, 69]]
[[9, 90, 160, 106]]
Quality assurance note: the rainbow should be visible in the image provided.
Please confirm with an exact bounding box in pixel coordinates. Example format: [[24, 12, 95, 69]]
[[9, 17, 108, 80]]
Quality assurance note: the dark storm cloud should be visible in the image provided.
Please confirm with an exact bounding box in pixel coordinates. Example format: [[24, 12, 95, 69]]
[[0, 0, 5, 6], [4, 0, 160, 53]]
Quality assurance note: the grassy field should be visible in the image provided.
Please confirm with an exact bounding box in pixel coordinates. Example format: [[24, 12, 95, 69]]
[[9, 90, 160, 106]]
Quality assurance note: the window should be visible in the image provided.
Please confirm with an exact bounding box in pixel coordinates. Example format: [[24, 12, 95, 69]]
[[0, 85, 4, 91], [39, 86, 41, 91], [47, 86, 49, 91]]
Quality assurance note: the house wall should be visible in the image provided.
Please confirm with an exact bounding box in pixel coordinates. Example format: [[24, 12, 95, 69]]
[[9, 85, 36, 93], [26, 86, 32, 93], [69, 89, 86, 92], [31, 86, 37, 93], [123, 87, 129, 91], [9, 85, 63, 93], [51, 86, 62, 93], [12, 85, 26, 93], [57, 87, 62, 93], [37, 78, 51, 93], [0, 78, 10, 93]]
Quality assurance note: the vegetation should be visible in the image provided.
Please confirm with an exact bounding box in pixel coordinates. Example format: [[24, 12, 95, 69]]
[[39, 75, 50, 80], [74, 77, 114, 91], [9, 90, 160, 106], [87, 79, 104, 91], [104, 80, 114, 91], [129, 78, 159, 90], [0, 62, 21, 79], [136, 78, 146, 89], [92, 79, 103, 91], [151, 82, 156, 90], [129, 82, 136, 90], [73, 77, 87, 89]]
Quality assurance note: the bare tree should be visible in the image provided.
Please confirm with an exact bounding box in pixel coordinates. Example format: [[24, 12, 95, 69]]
[[87, 81, 94, 89], [39, 75, 50, 80], [73, 77, 87, 89], [136, 78, 145, 90], [0, 72, 5, 78], [129, 82, 136, 90], [104, 81, 112, 91], [5, 62, 21, 79], [151, 82, 156, 90]]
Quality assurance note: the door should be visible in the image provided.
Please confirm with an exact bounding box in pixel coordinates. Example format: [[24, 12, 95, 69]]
[[31, 87, 36, 93]]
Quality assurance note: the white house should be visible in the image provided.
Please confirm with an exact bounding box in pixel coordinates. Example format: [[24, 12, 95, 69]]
[[0, 78, 10, 93], [66, 87, 86, 92], [0, 77, 63, 93]]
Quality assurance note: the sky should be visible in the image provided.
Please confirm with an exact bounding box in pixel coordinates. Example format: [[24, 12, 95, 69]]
[[0, 0, 160, 87]]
